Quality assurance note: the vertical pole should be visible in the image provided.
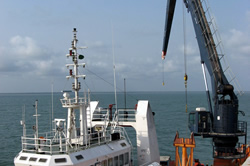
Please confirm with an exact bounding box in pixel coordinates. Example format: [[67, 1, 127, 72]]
[[59, 131, 62, 152], [67, 108, 72, 142], [124, 78, 126, 109], [80, 106, 83, 145], [72, 28, 79, 103], [51, 81, 54, 132], [84, 119, 87, 145], [201, 62, 213, 122], [182, 147, 187, 166], [190, 148, 194, 166], [176, 147, 179, 166], [80, 105, 88, 146], [34, 100, 39, 150], [35, 100, 38, 139], [112, 25, 118, 116], [22, 105, 26, 149]]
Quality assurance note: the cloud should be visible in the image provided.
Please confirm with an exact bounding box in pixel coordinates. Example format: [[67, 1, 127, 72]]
[[219, 26, 250, 91], [0, 36, 65, 77], [224, 29, 247, 47], [223, 29, 250, 62], [9, 36, 41, 58], [222, 11, 250, 57], [179, 44, 198, 56], [162, 59, 179, 73]]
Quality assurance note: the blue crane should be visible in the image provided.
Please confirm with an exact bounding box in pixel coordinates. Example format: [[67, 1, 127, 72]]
[[162, 0, 247, 161]]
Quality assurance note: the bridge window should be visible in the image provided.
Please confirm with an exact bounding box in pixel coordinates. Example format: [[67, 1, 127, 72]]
[[189, 113, 195, 125], [108, 158, 113, 166], [124, 152, 129, 165], [114, 156, 118, 166], [19, 156, 27, 161], [101, 160, 107, 166], [119, 154, 124, 166]]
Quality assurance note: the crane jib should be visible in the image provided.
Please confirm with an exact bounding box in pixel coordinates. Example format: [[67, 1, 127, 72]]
[[162, 0, 176, 59]]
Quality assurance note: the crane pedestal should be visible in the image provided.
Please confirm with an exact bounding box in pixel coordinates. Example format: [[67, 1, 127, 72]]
[[173, 132, 195, 166]]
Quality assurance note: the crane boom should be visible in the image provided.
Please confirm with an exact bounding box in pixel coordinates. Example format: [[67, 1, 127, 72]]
[[162, 0, 247, 160], [162, 0, 176, 59]]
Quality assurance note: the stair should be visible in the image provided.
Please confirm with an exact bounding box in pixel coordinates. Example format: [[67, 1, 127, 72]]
[[194, 0, 243, 95]]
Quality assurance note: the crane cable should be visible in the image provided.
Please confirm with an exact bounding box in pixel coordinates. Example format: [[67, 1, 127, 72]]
[[162, 60, 165, 86], [183, 1, 188, 113]]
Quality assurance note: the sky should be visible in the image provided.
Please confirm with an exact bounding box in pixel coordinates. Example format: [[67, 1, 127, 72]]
[[0, 0, 249, 93]]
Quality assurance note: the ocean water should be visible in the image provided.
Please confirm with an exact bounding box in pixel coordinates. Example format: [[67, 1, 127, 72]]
[[1, 91, 250, 165]]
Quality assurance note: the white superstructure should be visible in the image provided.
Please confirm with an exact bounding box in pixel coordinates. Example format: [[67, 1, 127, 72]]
[[14, 28, 160, 166]]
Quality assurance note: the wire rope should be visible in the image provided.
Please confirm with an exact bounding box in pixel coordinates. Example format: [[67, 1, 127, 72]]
[[183, 1, 188, 114], [85, 68, 139, 102]]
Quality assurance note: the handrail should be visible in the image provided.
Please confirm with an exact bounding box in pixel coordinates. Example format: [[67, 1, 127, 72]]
[[92, 108, 136, 122], [60, 97, 87, 106], [118, 109, 136, 122], [213, 143, 246, 159], [21, 127, 129, 155]]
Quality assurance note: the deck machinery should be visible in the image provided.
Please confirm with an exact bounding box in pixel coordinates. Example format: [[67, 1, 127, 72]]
[[162, 0, 247, 161]]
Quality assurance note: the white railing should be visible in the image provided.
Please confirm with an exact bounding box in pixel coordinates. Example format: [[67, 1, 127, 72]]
[[60, 97, 87, 107], [92, 108, 136, 122], [21, 127, 128, 155], [92, 109, 109, 121], [118, 109, 136, 122]]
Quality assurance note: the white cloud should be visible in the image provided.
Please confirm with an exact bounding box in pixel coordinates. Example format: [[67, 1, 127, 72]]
[[0, 36, 65, 77], [88, 41, 105, 48], [115, 63, 127, 72], [33, 60, 53, 76], [9, 36, 41, 58], [179, 44, 198, 56], [220, 27, 250, 91], [223, 29, 250, 61], [163, 59, 179, 73], [224, 29, 247, 47]]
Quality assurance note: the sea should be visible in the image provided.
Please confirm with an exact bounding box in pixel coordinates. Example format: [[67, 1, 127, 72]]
[[1, 91, 250, 166]]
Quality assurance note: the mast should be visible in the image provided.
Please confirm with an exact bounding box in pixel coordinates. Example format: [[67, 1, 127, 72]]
[[20, 105, 26, 149], [33, 100, 40, 150], [63, 28, 87, 146], [72, 28, 80, 102]]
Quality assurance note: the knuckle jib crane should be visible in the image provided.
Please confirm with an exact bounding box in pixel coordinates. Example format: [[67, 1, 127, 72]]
[[162, 0, 247, 163]]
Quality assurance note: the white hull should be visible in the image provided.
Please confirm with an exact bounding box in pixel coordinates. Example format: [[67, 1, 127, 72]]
[[15, 139, 131, 166]]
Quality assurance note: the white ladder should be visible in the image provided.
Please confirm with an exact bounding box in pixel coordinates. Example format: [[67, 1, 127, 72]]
[[199, 0, 243, 96]]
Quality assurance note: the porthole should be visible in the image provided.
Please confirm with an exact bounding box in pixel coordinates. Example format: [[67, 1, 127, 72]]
[[29, 157, 37, 162], [75, 155, 84, 160], [55, 158, 67, 163], [19, 156, 27, 161], [39, 158, 47, 163]]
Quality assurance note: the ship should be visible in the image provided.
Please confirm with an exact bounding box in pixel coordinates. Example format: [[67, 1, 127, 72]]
[[14, 0, 250, 165], [14, 28, 161, 166]]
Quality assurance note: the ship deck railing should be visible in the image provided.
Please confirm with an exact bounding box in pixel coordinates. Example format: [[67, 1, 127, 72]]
[[211, 121, 247, 134], [21, 126, 128, 155], [195, 121, 247, 137], [60, 97, 87, 107], [213, 143, 246, 159], [92, 108, 136, 122]]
